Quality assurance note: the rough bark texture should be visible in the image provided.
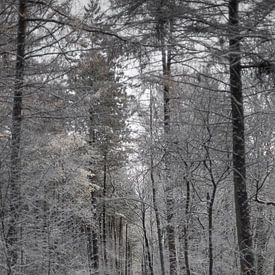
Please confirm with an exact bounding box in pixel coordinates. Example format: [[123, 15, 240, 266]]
[[229, 1, 255, 274], [7, 0, 27, 273], [89, 113, 99, 274], [160, 18, 177, 275]]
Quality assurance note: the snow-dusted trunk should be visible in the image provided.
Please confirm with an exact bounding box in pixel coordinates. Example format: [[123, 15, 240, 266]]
[[183, 179, 191, 275], [88, 112, 99, 273], [162, 28, 177, 275], [149, 88, 165, 275], [229, 1, 255, 274], [102, 153, 107, 273], [142, 203, 154, 275], [160, 19, 177, 275], [207, 188, 216, 275], [7, 0, 27, 273]]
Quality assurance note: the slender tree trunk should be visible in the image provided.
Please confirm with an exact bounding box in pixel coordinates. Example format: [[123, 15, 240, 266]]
[[161, 19, 177, 275], [229, 1, 255, 274], [184, 179, 191, 275], [91, 191, 99, 274], [207, 188, 216, 275], [125, 224, 128, 275], [118, 217, 123, 275], [86, 225, 93, 275], [142, 203, 154, 275], [114, 218, 119, 273], [142, 243, 146, 274], [149, 88, 165, 275], [7, 1, 27, 273], [102, 154, 107, 273], [89, 112, 99, 274]]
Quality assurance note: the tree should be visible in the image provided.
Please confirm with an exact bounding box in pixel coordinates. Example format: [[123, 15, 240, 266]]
[[7, 1, 27, 273]]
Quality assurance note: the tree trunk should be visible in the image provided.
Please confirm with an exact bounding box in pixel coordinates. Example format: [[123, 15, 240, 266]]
[[142, 203, 154, 275], [207, 188, 216, 275], [229, 1, 255, 274], [125, 224, 128, 275], [149, 88, 165, 275], [184, 179, 191, 275], [86, 225, 93, 275], [159, 16, 177, 274], [91, 191, 99, 274], [7, 0, 27, 273], [88, 111, 99, 274], [118, 217, 123, 275], [102, 154, 107, 273]]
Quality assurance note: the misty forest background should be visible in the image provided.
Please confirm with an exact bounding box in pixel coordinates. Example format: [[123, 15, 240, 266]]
[[0, 0, 275, 274]]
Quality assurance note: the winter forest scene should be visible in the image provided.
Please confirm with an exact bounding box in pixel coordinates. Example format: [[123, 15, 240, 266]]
[[1, 0, 275, 274]]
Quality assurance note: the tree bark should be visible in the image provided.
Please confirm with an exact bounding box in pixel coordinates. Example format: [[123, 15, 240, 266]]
[[229, 1, 255, 274], [207, 188, 216, 275], [7, 0, 27, 273], [88, 112, 99, 274], [125, 224, 128, 275], [118, 217, 123, 275], [159, 16, 177, 275], [184, 179, 191, 275], [102, 153, 107, 273], [142, 203, 154, 275], [149, 88, 165, 275]]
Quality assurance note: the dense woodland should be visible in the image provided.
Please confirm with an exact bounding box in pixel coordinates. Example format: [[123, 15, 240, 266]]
[[0, 0, 275, 274]]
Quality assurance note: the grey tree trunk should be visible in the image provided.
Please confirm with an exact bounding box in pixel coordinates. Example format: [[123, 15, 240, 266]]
[[159, 16, 177, 274], [102, 154, 107, 273], [125, 224, 128, 275], [141, 203, 154, 275], [7, 0, 27, 273], [88, 112, 99, 274], [118, 217, 123, 275], [207, 189, 216, 275], [149, 89, 165, 275], [229, 1, 255, 274], [184, 179, 191, 275]]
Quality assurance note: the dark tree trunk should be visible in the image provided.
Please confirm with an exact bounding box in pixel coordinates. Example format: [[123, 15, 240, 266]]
[[184, 180, 191, 275], [86, 225, 93, 275], [7, 0, 27, 273], [102, 154, 107, 273], [88, 112, 99, 274], [118, 217, 123, 275], [91, 191, 99, 273], [229, 1, 255, 274], [142, 203, 154, 275], [149, 88, 165, 275], [125, 224, 128, 275], [207, 188, 216, 275], [159, 17, 177, 275]]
